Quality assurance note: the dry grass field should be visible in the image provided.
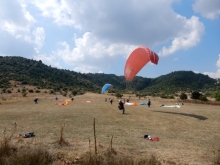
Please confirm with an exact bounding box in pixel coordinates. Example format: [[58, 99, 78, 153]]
[[0, 92, 220, 165]]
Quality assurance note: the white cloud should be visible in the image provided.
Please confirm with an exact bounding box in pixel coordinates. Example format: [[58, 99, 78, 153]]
[[0, 0, 211, 75], [158, 16, 204, 56], [74, 66, 95, 74], [193, 71, 199, 74], [27, 0, 74, 26], [203, 54, 220, 78], [33, 53, 62, 69], [27, 0, 204, 52], [0, 1, 35, 35], [32, 27, 45, 53], [193, 0, 220, 19], [53, 32, 136, 73], [0, 1, 46, 56]]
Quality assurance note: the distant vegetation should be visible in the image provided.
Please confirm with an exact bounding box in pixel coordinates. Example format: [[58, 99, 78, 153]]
[[1, 56, 220, 101]]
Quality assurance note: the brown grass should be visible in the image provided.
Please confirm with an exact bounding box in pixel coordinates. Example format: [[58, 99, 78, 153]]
[[0, 92, 220, 164]]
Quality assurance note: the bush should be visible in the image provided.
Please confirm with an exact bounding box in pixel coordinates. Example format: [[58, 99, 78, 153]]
[[29, 89, 34, 93], [22, 91, 27, 97], [49, 90, 54, 94], [160, 94, 167, 98], [191, 91, 201, 99], [199, 95, 208, 101], [17, 89, 20, 92], [7, 89, 12, 93], [180, 93, 187, 100], [2, 88, 6, 93], [214, 92, 220, 101], [62, 92, 67, 97], [72, 90, 77, 96], [115, 93, 123, 98], [35, 90, 41, 93]]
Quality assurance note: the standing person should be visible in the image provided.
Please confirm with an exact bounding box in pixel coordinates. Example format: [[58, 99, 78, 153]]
[[147, 99, 151, 108], [110, 99, 113, 105], [119, 100, 125, 114], [34, 97, 38, 104]]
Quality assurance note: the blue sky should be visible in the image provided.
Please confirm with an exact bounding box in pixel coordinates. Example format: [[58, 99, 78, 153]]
[[0, 0, 220, 79]]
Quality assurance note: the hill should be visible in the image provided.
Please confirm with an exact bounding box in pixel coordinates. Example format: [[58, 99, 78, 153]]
[[0, 56, 219, 95]]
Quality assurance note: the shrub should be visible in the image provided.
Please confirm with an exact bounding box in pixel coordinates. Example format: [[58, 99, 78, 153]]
[[115, 93, 123, 98], [214, 92, 220, 101], [168, 95, 175, 99], [72, 90, 77, 96], [62, 92, 67, 97], [35, 90, 41, 93], [160, 94, 167, 98], [22, 91, 27, 97], [29, 89, 34, 93], [49, 90, 54, 94], [199, 95, 208, 101], [180, 93, 187, 100], [191, 91, 201, 99], [7, 89, 12, 93], [2, 88, 6, 93]]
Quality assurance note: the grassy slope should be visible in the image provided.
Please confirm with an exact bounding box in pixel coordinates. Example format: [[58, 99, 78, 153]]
[[0, 92, 219, 164]]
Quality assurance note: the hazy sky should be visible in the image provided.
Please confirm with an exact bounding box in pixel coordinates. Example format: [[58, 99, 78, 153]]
[[0, 0, 220, 78]]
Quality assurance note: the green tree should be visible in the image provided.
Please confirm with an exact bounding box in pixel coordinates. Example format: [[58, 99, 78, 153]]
[[115, 92, 123, 98], [199, 95, 208, 101], [29, 89, 34, 93], [35, 89, 41, 93], [72, 90, 77, 96], [180, 93, 187, 100], [22, 88, 26, 93], [62, 92, 67, 97], [191, 91, 201, 99], [214, 91, 220, 101], [7, 89, 12, 93], [2, 88, 6, 93], [22, 91, 27, 97]]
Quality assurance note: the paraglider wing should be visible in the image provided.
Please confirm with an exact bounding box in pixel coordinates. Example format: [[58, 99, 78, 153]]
[[124, 46, 159, 81], [101, 84, 113, 94]]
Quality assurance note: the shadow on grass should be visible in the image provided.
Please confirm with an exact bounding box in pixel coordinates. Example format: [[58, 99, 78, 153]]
[[152, 111, 208, 120]]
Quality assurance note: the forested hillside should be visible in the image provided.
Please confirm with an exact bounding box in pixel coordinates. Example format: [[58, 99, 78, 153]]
[[0, 56, 219, 95]]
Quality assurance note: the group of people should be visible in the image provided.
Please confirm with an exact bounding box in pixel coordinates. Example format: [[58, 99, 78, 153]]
[[35, 96, 151, 115], [34, 97, 74, 104], [117, 99, 151, 114]]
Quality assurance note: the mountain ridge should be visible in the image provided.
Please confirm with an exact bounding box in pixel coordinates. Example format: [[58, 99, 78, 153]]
[[0, 56, 219, 95]]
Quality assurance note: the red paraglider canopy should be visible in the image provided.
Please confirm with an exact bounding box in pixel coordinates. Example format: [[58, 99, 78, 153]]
[[124, 46, 159, 81]]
